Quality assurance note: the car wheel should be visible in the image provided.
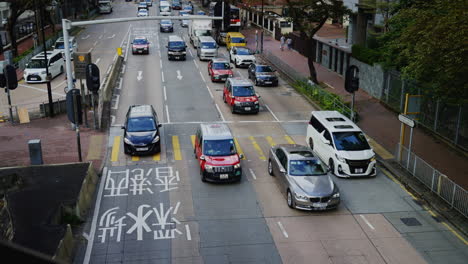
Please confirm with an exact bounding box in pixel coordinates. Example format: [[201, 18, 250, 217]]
[[268, 159, 274, 176], [308, 138, 314, 150], [329, 159, 336, 176], [124, 144, 131, 155], [287, 190, 295, 208], [154, 142, 161, 153], [235, 60, 239, 68]]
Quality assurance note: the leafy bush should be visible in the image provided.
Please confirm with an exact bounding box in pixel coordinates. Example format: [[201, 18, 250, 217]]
[[352, 44, 380, 65]]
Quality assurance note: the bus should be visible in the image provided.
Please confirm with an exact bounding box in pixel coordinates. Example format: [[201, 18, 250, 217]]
[[209, 3, 241, 29]]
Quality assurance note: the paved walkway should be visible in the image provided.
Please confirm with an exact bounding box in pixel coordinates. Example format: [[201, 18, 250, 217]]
[[241, 25, 468, 189]]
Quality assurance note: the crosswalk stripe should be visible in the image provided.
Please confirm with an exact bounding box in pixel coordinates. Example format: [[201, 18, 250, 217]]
[[172, 136, 182, 160], [234, 138, 245, 159], [191, 135, 196, 148], [266, 136, 276, 147], [249, 136, 266, 160], [284, 135, 295, 144], [132, 156, 139, 161], [111, 136, 120, 162], [153, 153, 160, 161]]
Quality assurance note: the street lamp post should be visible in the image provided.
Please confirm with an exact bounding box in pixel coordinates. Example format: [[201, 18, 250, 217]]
[[260, 0, 264, 53]]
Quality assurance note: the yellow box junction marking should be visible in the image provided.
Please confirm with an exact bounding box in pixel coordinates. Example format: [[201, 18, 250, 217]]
[[234, 138, 245, 159], [132, 156, 139, 161], [111, 136, 121, 162], [172, 136, 182, 160], [249, 136, 266, 160], [266, 136, 276, 147], [284, 135, 295, 144], [153, 153, 160, 161]]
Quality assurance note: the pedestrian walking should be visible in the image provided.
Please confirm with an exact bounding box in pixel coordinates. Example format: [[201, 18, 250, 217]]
[[286, 37, 292, 51], [280, 35, 285, 51]]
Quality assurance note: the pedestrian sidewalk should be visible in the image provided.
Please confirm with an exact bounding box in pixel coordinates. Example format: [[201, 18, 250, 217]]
[[241, 25, 468, 189], [0, 114, 106, 173]]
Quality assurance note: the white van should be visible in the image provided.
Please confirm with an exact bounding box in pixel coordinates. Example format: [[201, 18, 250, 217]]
[[54, 36, 77, 58], [24, 50, 65, 83], [159, 1, 171, 16], [197, 36, 218, 61], [306, 111, 376, 177]]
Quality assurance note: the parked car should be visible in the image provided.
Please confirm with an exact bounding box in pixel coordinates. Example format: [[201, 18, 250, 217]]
[[160, 19, 174, 32], [122, 105, 162, 155], [306, 111, 377, 177], [208, 58, 233, 82], [247, 63, 278, 86], [229, 47, 256, 68], [131, 36, 150, 54], [194, 123, 243, 182], [268, 144, 340, 210], [24, 50, 64, 83], [223, 77, 260, 114]]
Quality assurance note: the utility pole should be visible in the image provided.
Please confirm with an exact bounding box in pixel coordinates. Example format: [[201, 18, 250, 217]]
[[260, 0, 264, 54]]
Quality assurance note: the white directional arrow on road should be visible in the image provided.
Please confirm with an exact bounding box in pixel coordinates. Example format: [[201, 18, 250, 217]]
[[137, 71, 143, 81], [81, 34, 90, 40], [176, 70, 183, 80], [108, 34, 116, 39]]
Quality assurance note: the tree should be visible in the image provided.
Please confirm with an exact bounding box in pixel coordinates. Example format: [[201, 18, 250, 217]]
[[284, 0, 350, 84], [3, 0, 33, 57], [379, 0, 468, 104]]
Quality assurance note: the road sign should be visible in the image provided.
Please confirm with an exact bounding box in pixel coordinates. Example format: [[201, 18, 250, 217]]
[[73, 52, 92, 79], [398, 114, 415, 128]]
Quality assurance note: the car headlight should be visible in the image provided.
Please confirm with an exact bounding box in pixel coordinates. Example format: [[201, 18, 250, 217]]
[[234, 163, 241, 169], [254, 101, 259, 104], [124, 137, 132, 145], [335, 154, 346, 163], [152, 135, 160, 143], [229, 74, 233, 77], [204, 165, 214, 172], [294, 192, 308, 202], [370, 155, 376, 162], [234, 101, 241, 105], [332, 192, 340, 198]]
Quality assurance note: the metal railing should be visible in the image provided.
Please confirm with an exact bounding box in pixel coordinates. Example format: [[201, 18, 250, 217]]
[[395, 144, 468, 218]]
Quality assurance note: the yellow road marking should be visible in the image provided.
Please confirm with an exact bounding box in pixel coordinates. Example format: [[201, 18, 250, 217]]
[[172, 136, 182, 160], [367, 137, 394, 160], [234, 138, 245, 159], [132, 156, 139, 161], [442, 222, 468, 245], [111, 136, 120, 162], [153, 153, 160, 161], [191, 135, 196, 148], [381, 167, 418, 200], [284, 135, 295, 144], [266, 136, 276, 147], [249, 136, 266, 160]]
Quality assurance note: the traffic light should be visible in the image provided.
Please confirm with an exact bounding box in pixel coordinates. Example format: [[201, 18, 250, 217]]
[[345, 65, 359, 94], [3, 64, 18, 90], [0, 73, 5, 88], [214, 1, 230, 30], [66, 89, 83, 125], [86, 63, 100, 93]]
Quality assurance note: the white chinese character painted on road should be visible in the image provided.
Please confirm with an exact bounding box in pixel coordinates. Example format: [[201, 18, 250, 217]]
[[129, 168, 154, 195], [154, 167, 180, 192], [98, 207, 127, 243], [104, 169, 129, 197], [126, 205, 154, 241], [152, 202, 186, 240]]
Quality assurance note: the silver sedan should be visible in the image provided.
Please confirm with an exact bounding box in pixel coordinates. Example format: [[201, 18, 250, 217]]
[[268, 144, 340, 210]]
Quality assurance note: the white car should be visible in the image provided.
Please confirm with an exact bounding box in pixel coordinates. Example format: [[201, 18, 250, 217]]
[[137, 9, 148, 17], [229, 47, 256, 68]]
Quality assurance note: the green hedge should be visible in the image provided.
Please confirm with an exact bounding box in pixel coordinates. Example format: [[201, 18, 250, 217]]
[[351, 44, 380, 65]]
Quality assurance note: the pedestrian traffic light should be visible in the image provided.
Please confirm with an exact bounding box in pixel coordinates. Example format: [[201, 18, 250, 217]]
[[0, 73, 5, 88], [345, 65, 359, 94], [66, 89, 83, 125], [86, 63, 100, 93], [3, 64, 18, 90]]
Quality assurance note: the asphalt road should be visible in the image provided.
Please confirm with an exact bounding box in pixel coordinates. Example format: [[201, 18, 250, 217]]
[[73, 1, 468, 264]]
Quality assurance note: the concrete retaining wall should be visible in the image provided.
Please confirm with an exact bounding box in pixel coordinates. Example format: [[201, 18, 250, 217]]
[[75, 162, 98, 219], [97, 55, 123, 131], [350, 57, 385, 99]]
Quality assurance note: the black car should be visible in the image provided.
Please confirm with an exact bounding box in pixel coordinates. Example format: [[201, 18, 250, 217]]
[[248, 63, 279, 86], [122, 105, 162, 155], [160, 19, 174, 32]]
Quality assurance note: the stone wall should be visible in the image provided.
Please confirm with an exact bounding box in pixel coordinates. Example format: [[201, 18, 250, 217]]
[[350, 57, 385, 99]]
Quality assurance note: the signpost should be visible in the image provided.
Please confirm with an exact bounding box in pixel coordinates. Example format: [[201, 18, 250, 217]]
[[398, 113, 416, 167], [344, 65, 359, 121], [74, 52, 92, 128]]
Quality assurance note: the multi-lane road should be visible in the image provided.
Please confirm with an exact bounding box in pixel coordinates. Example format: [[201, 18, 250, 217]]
[[59, 1, 468, 264]]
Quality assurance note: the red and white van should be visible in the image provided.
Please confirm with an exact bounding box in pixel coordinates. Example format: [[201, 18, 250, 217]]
[[223, 77, 260, 114], [194, 123, 243, 182]]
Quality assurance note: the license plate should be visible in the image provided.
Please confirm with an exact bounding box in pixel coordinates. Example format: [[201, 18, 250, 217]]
[[265, 81, 272, 84], [175, 56, 180, 59], [31, 77, 38, 80], [138, 50, 143, 53], [221, 78, 226, 81], [312, 202, 327, 208], [245, 107, 251, 111], [220, 174, 229, 179], [136, 147, 148, 151], [355, 168, 364, 173]]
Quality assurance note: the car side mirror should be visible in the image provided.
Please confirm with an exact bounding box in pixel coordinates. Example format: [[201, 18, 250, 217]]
[[256, 93, 261, 98], [200, 155, 205, 161], [239, 154, 244, 159], [121, 126, 125, 129], [279, 168, 286, 173], [158, 124, 162, 127], [165, 45, 168, 48], [322, 138, 331, 145]]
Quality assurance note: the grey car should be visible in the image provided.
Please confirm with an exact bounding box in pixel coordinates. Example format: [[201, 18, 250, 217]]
[[268, 144, 340, 210]]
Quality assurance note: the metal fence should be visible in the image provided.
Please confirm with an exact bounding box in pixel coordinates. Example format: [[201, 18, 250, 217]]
[[395, 144, 468, 218], [14, 34, 61, 70], [262, 49, 356, 121]]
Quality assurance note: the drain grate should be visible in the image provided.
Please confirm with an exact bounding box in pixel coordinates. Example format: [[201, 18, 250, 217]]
[[400, 217, 422, 226]]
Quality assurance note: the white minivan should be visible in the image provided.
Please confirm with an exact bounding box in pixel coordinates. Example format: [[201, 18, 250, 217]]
[[197, 36, 218, 61], [54, 36, 77, 58], [306, 111, 377, 177], [159, 1, 171, 16], [24, 50, 65, 83]]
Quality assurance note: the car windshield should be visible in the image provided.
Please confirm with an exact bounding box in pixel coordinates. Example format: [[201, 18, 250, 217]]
[[160, 6, 170, 11], [127, 117, 156, 132], [133, 38, 148, 44], [233, 86, 255, 97], [169, 41, 185, 48], [203, 139, 236, 156], [54, 41, 72, 49], [332, 131, 371, 151], [195, 30, 211, 37], [256, 66, 273, 72], [201, 42, 216, 49], [236, 48, 251, 55], [213, 62, 230, 70], [139, 10, 147, 14], [161, 20, 172, 25], [184, 6, 192, 10], [180, 11, 188, 15], [231, 37, 245, 43], [27, 59, 47, 69], [289, 160, 327, 176]]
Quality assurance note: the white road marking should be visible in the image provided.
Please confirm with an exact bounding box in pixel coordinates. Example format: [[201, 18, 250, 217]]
[[173, 201, 181, 214], [165, 104, 170, 123], [137, 71, 143, 81], [106, 65, 112, 75], [163, 86, 167, 101], [188, 49, 193, 56], [121, 64, 126, 74], [237, 71, 246, 79], [88, 48, 93, 53], [19, 84, 65, 96], [249, 168, 257, 180], [277, 221, 289, 238], [120, 25, 131, 47], [199, 71, 206, 83], [124, 30, 132, 62], [82, 232, 89, 241], [112, 95, 120, 110], [98, 34, 103, 39], [83, 167, 108, 264], [117, 78, 123, 90], [111, 115, 115, 125], [360, 215, 375, 230], [159, 59, 162, 68], [176, 70, 183, 80], [185, 225, 192, 241], [93, 41, 98, 46], [95, 58, 101, 64], [193, 60, 199, 68], [205, 85, 213, 99], [52, 80, 67, 90], [161, 71, 165, 82], [108, 34, 116, 39], [158, 50, 161, 57], [265, 104, 280, 122], [215, 104, 225, 122], [81, 34, 90, 40]]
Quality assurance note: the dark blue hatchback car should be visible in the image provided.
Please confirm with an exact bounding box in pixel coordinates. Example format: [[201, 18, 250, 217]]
[[122, 105, 162, 155]]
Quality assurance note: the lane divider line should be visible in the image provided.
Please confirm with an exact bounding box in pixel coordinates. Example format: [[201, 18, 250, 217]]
[[191, 135, 196, 148], [172, 136, 182, 161], [111, 136, 120, 162], [277, 221, 289, 238], [163, 86, 167, 101], [162, 71, 165, 82], [265, 104, 280, 122], [249, 168, 257, 180], [193, 60, 199, 69], [165, 105, 170, 124], [199, 71, 206, 83], [284, 135, 295, 144], [249, 136, 266, 160], [215, 104, 225, 122], [205, 85, 214, 99]]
